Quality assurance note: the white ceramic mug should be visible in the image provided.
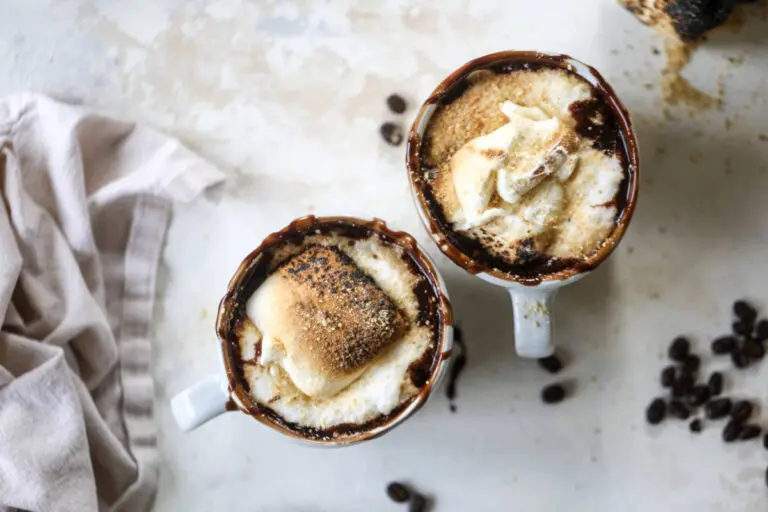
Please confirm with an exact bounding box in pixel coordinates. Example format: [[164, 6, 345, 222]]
[[406, 51, 640, 359], [171, 216, 454, 446]]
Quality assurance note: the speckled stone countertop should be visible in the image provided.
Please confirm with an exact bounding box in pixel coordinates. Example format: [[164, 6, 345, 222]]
[[3, 1, 768, 510]]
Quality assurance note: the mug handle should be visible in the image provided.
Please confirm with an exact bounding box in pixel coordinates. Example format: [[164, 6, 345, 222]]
[[508, 287, 557, 358], [171, 374, 230, 431]]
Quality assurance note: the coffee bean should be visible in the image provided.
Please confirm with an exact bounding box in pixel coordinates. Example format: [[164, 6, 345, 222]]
[[669, 400, 691, 420], [409, 494, 427, 512], [723, 420, 741, 442], [386, 94, 407, 114], [689, 418, 703, 433], [705, 398, 733, 419], [743, 339, 765, 360], [380, 122, 404, 146], [712, 336, 736, 354], [541, 384, 566, 404], [646, 398, 667, 425], [707, 372, 723, 396], [537, 354, 563, 374], [756, 319, 768, 341], [682, 354, 700, 374], [731, 349, 750, 369], [688, 384, 710, 407], [672, 373, 693, 398], [763, 433, 768, 450], [734, 300, 757, 324], [731, 401, 754, 423], [733, 320, 752, 337], [386, 482, 411, 503], [668, 336, 690, 362], [661, 366, 676, 388], [739, 424, 762, 440]]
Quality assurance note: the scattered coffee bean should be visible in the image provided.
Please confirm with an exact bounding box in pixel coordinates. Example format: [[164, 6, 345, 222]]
[[668, 336, 690, 362], [386, 482, 411, 503], [538, 354, 563, 374], [661, 366, 676, 388], [689, 418, 703, 433], [731, 401, 754, 423], [755, 319, 768, 341], [712, 336, 736, 354], [542, 384, 566, 404], [731, 349, 750, 369], [409, 494, 427, 512], [669, 400, 691, 420], [733, 320, 752, 337], [707, 372, 723, 396], [646, 398, 667, 425], [688, 384, 710, 407], [723, 420, 741, 442], [672, 373, 693, 398], [386, 94, 408, 114], [734, 300, 757, 324], [705, 398, 733, 419], [739, 424, 762, 441], [682, 354, 701, 374], [380, 122, 404, 146], [742, 339, 765, 360], [446, 326, 466, 411]]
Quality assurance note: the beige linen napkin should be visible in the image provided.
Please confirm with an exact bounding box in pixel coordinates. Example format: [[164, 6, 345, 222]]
[[0, 94, 224, 512]]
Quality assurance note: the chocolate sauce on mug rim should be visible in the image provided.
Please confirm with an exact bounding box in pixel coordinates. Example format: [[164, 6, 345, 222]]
[[215, 215, 453, 444], [406, 50, 640, 285]]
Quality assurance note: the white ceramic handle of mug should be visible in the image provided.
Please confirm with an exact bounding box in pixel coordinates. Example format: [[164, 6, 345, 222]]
[[508, 287, 557, 358], [171, 374, 229, 432]]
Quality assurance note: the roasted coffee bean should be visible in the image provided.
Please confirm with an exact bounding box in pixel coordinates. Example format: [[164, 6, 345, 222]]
[[682, 354, 701, 374], [409, 494, 427, 512], [537, 354, 563, 374], [731, 401, 754, 423], [705, 398, 733, 419], [380, 122, 404, 146], [669, 400, 691, 420], [672, 373, 694, 397], [731, 349, 750, 369], [688, 384, 711, 407], [734, 300, 757, 324], [707, 372, 723, 396], [668, 336, 690, 361], [756, 319, 768, 341], [733, 320, 752, 337], [712, 336, 736, 354], [742, 339, 765, 359], [739, 424, 762, 441], [689, 418, 703, 433], [542, 384, 566, 404], [386, 482, 411, 503], [646, 398, 667, 425], [386, 94, 407, 114], [723, 420, 741, 442], [661, 366, 676, 388]]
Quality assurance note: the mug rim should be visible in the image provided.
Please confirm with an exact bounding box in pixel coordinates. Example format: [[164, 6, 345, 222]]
[[406, 50, 640, 286], [215, 215, 454, 446]]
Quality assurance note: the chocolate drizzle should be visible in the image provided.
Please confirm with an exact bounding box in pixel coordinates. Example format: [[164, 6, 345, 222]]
[[407, 51, 640, 285], [216, 216, 453, 444]]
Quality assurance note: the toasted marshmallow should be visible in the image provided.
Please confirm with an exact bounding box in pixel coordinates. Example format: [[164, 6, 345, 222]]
[[248, 245, 408, 399]]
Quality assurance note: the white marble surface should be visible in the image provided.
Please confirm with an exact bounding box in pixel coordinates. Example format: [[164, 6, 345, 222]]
[[4, 1, 768, 510]]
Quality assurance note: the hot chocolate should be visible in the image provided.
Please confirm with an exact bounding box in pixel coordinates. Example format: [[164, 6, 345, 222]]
[[408, 52, 638, 284], [217, 217, 451, 441]]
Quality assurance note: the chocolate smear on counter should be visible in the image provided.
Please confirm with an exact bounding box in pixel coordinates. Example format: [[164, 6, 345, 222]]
[[446, 325, 467, 412]]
